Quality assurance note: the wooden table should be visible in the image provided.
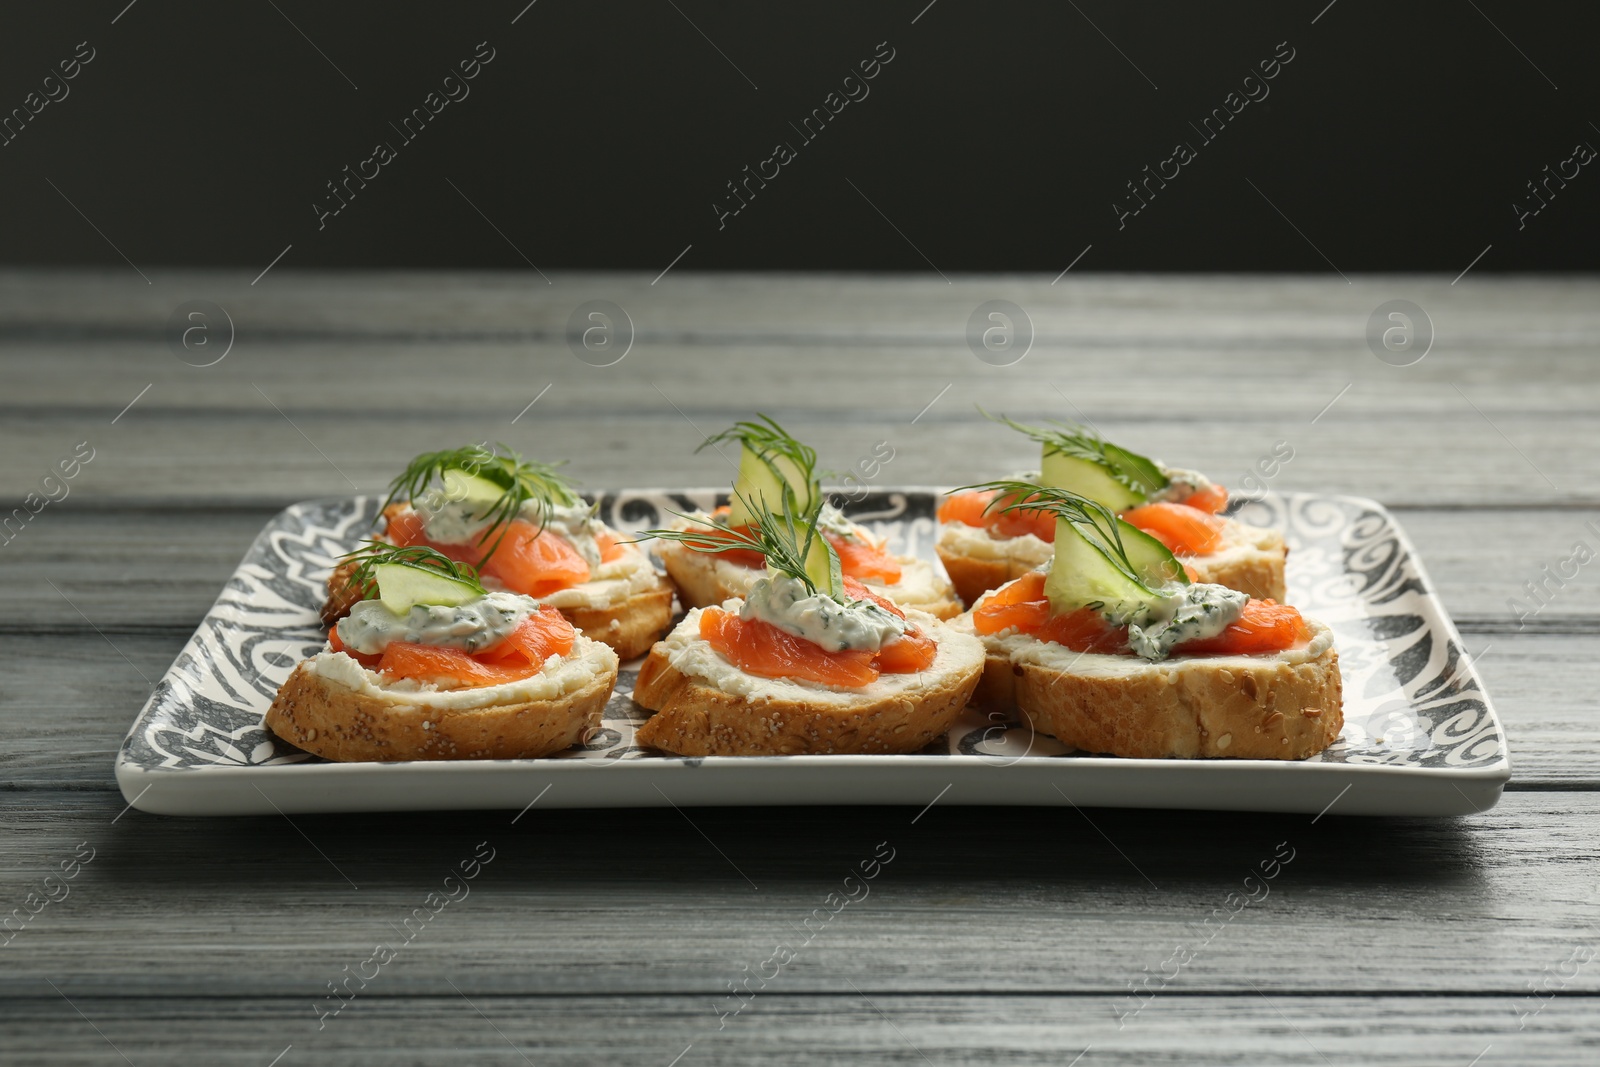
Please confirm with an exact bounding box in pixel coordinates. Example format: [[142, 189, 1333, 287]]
[[3, 272, 1596, 1064]]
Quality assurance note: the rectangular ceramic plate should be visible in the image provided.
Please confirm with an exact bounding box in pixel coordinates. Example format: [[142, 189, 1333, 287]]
[[115, 490, 1510, 817]]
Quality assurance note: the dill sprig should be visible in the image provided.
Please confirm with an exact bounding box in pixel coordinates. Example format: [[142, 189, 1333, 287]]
[[633, 490, 843, 599], [380, 443, 580, 560], [702, 414, 820, 506], [958, 479, 1185, 593], [978, 408, 1168, 498], [335, 542, 487, 603]]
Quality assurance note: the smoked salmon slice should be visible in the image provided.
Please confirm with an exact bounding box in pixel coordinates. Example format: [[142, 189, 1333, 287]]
[[1122, 502, 1227, 556], [1171, 599, 1309, 657], [938, 489, 1056, 542], [972, 572, 1128, 654], [699, 601, 937, 686], [827, 532, 903, 583], [974, 573, 1306, 657], [700, 607, 878, 687], [330, 605, 574, 688], [1180, 484, 1229, 514], [386, 507, 592, 596], [376, 643, 542, 687], [476, 606, 576, 666]]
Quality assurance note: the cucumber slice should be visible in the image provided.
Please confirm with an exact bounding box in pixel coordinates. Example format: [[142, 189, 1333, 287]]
[[374, 562, 482, 615], [1040, 447, 1170, 511], [728, 444, 815, 528], [1120, 522, 1190, 587], [1043, 516, 1186, 621], [441, 467, 505, 507], [798, 528, 844, 598]]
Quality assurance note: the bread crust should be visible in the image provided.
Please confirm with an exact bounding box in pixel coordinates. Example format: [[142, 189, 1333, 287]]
[[632, 617, 984, 756], [936, 517, 1288, 606], [263, 658, 615, 762], [1187, 525, 1287, 602], [969, 621, 1342, 760], [657, 540, 963, 620], [936, 540, 1048, 609], [558, 579, 676, 660]]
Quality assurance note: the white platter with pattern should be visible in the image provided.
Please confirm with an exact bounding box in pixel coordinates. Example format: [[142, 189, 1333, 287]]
[[115, 490, 1509, 817]]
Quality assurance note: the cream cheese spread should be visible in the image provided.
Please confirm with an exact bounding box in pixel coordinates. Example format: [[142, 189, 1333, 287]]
[[741, 572, 907, 653], [335, 591, 535, 655]]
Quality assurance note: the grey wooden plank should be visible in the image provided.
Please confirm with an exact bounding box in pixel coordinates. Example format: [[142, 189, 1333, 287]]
[[1, 790, 1596, 998], [6, 507, 1596, 632], [0, 993, 1588, 1066], [0, 630, 1588, 790], [2, 270, 1597, 346], [1, 408, 1594, 506], [3, 337, 1598, 416]]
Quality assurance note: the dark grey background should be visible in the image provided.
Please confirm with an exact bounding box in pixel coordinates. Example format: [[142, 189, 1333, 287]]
[[1, 1, 1593, 273]]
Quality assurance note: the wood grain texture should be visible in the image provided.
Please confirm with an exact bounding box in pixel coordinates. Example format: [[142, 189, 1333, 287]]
[[2, 790, 1597, 999], [2, 377, 1594, 506], [4, 507, 1598, 631], [1, 993, 1590, 1066], [1, 270, 1596, 343], [3, 273, 1596, 1060]]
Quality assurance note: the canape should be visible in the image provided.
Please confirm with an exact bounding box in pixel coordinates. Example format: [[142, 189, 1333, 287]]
[[655, 416, 963, 619], [955, 483, 1341, 760], [631, 490, 984, 756], [268, 546, 618, 761], [323, 444, 674, 660], [938, 415, 1286, 606]]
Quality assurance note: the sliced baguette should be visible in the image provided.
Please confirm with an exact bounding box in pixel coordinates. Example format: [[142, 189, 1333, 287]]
[[632, 606, 984, 756], [936, 522, 1052, 607], [263, 636, 618, 762], [955, 612, 1341, 760], [656, 539, 963, 620], [538, 547, 677, 660], [1188, 520, 1287, 602], [936, 515, 1287, 607]]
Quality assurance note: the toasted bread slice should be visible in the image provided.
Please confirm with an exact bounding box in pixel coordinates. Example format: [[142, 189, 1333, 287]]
[[539, 546, 676, 659], [1187, 520, 1287, 602], [656, 539, 963, 621], [936, 515, 1287, 607], [936, 522, 1052, 607], [263, 636, 619, 762], [953, 612, 1341, 760], [632, 606, 984, 756]]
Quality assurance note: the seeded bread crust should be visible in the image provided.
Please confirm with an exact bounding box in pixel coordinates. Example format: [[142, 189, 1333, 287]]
[[936, 524, 1051, 608], [961, 615, 1342, 760], [631, 618, 985, 756], [559, 579, 676, 661], [656, 539, 963, 620], [263, 653, 616, 762], [1186, 523, 1287, 602]]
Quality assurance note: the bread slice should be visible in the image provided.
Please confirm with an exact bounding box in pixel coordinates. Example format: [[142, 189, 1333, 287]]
[[656, 539, 963, 621], [1188, 520, 1287, 602], [954, 612, 1341, 760], [936, 522, 1052, 607], [538, 547, 677, 660], [936, 515, 1287, 607], [263, 636, 619, 762], [632, 606, 984, 756]]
